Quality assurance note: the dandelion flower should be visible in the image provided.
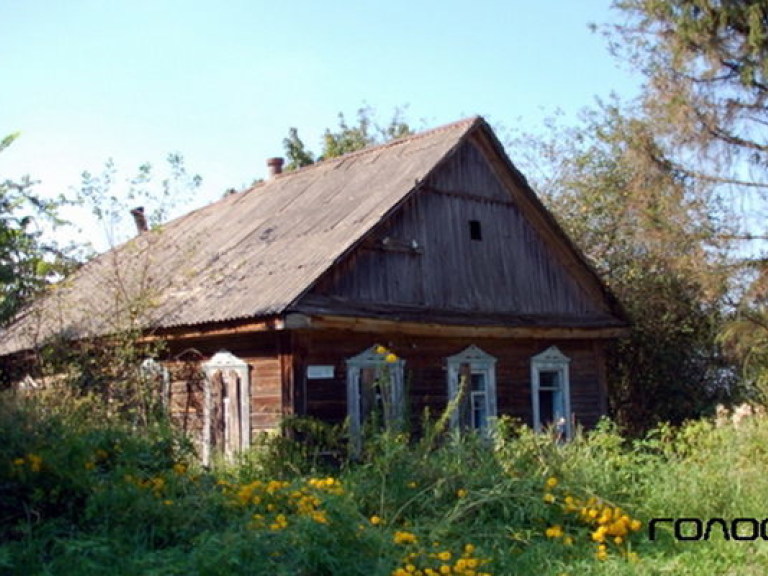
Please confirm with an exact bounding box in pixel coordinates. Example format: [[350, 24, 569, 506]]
[[545, 525, 564, 538], [393, 531, 418, 545], [546, 476, 558, 489]]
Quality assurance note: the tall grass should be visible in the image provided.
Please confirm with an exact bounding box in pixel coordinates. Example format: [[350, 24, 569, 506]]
[[2, 392, 768, 575]]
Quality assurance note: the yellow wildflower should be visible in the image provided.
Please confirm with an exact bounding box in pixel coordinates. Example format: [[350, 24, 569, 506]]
[[543, 493, 556, 504], [370, 515, 382, 525], [592, 526, 608, 543], [311, 511, 328, 524], [27, 454, 42, 473], [457, 489, 468, 498], [596, 544, 608, 561], [545, 525, 564, 539], [546, 476, 558, 489], [393, 531, 418, 545]]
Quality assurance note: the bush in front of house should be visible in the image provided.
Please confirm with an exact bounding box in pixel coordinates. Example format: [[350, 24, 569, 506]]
[[3, 393, 768, 575]]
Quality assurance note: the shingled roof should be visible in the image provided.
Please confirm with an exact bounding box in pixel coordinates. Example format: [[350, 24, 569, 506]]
[[1, 118, 493, 356]]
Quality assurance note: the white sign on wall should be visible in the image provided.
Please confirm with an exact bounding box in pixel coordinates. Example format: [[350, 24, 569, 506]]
[[307, 365, 335, 379]]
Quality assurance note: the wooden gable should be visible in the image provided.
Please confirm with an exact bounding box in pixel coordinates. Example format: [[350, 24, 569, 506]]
[[296, 129, 624, 330]]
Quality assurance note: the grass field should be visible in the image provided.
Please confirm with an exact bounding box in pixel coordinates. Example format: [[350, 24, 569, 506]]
[[2, 395, 768, 575]]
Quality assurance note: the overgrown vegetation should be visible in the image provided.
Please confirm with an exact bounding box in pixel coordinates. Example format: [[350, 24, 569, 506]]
[[3, 393, 768, 575]]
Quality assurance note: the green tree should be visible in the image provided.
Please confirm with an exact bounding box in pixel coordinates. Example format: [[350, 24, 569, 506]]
[[606, 0, 768, 194], [283, 127, 315, 171], [28, 154, 203, 424], [78, 153, 202, 247], [605, 0, 768, 406], [0, 133, 73, 325], [508, 103, 736, 432], [282, 106, 414, 170]]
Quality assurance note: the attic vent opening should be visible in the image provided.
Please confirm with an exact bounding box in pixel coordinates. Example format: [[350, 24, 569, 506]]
[[469, 220, 482, 241]]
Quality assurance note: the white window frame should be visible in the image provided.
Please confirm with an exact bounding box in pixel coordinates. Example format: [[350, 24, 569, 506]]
[[202, 350, 251, 464], [446, 345, 497, 433], [346, 346, 406, 448], [139, 358, 170, 410], [531, 346, 572, 439]]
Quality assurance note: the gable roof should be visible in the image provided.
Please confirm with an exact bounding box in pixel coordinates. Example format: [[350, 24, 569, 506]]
[[0, 117, 625, 356]]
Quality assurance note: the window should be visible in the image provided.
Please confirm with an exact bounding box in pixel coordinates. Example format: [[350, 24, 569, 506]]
[[469, 220, 483, 241], [446, 345, 497, 433], [346, 346, 405, 447], [139, 357, 170, 409], [531, 346, 571, 439]]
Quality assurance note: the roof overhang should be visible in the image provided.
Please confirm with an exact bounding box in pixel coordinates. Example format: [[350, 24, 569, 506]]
[[140, 312, 628, 343]]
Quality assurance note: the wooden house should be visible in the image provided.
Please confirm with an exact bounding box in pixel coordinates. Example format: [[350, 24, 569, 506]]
[[0, 117, 628, 460]]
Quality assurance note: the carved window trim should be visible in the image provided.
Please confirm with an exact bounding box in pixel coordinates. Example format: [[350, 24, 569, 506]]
[[346, 346, 406, 451], [446, 345, 498, 433], [139, 358, 170, 410], [202, 351, 251, 464], [531, 346, 572, 439]]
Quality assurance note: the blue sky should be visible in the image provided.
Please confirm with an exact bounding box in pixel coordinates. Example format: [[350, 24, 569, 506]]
[[2, 0, 640, 248]]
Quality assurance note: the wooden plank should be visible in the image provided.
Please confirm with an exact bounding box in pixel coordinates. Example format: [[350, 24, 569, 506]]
[[141, 316, 285, 342], [301, 315, 629, 340]]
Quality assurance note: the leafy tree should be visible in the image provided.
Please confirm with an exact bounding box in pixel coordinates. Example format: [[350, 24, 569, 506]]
[[5, 154, 204, 420], [606, 0, 768, 195], [283, 127, 315, 171], [320, 109, 376, 160], [604, 0, 768, 407], [78, 153, 202, 248], [282, 106, 414, 170], [0, 133, 74, 325], [508, 103, 737, 433]]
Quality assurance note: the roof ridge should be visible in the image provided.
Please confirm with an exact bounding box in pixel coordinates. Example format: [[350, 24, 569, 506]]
[[102, 117, 483, 254], [261, 115, 483, 183]]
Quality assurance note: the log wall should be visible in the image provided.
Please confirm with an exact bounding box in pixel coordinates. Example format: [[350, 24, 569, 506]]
[[293, 329, 607, 432], [163, 332, 285, 454]]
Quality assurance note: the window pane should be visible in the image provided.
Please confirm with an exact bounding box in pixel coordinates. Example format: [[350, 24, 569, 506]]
[[539, 389, 554, 425], [471, 391, 488, 430], [539, 370, 560, 389], [471, 372, 486, 392]]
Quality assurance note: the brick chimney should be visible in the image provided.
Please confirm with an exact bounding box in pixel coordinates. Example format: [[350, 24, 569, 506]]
[[130, 206, 148, 234], [266, 157, 284, 178]]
